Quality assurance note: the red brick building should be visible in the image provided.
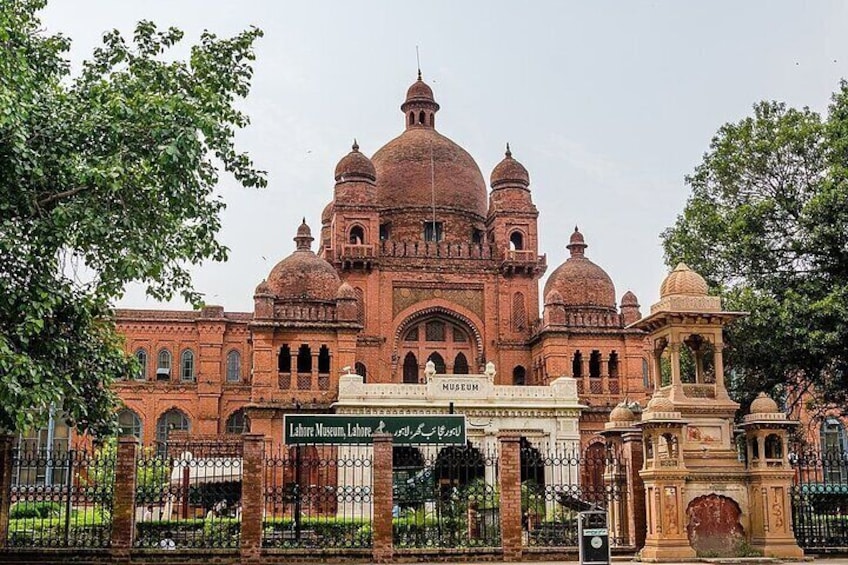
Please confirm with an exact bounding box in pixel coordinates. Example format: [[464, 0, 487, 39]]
[[113, 75, 652, 450]]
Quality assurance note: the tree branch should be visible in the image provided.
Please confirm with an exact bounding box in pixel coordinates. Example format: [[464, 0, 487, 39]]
[[37, 185, 88, 209]]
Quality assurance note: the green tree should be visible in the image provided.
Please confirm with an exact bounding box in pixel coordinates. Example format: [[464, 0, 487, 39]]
[[0, 0, 265, 435], [662, 82, 848, 417]]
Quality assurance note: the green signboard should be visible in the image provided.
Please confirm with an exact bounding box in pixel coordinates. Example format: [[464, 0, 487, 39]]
[[284, 414, 466, 445]]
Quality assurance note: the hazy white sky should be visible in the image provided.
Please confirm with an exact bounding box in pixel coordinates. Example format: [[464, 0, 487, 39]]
[[41, 1, 848, 313]]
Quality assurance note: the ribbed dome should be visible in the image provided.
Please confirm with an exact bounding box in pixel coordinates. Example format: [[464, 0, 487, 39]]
[[610, 403, 637, 423], [372, 127, 488, 218], [646, 396, 676, 413], [334, 140, 376, 183], [544, 289, 564, 305], [336, 281, 357, 300], [621, 291, 639, 307], [543, 227, 616, 312], [321, 201, 333, 224], [660, 263, 709, 298], [266, 220, 341, 302], [404, 77, 435, 104], [490, 144, 529, 189], [749, 392, 780, 415]]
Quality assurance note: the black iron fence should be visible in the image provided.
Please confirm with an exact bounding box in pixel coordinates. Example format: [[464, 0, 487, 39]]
[[520, 445, 626, 548], [791, 448, 848, 550], [134, 441, 242, 549], [6, 448, 114, 548], [263, 445, 372, 549], [392, 443, 500, 549]]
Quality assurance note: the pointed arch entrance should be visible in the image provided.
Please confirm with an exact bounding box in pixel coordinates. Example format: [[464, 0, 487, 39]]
[[395, 308, 481, 382]]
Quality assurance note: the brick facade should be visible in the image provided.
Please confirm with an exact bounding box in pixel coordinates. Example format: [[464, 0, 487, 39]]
[[110, 75, 651, 452]]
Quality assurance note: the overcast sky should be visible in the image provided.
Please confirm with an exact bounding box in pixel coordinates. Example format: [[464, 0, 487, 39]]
[[41, 1, 848, 313]]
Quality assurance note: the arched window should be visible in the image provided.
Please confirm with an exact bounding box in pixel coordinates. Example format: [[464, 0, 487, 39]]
[[608, 352, 619, 378], [513, 366, 526, 386], [117, 409, 142, 439], [349, 225, 365, 245], [509, 231, 524, 251], [226, 350, 241, 383], [821, 419, 848, 483], [180, 350, 195, 382], [408, 112, 414, 126], [355, 287, 365, 326], [225, 409, 250, 434], [572, 351, 583, 378], [318, 345, 331, 374], [512, 292, 527, 331], [642, 358, 651, 389], [427, 352, 446, 375], [764, 434, 783, 459], [157, 349, 172, 381], [279, 345, 291, 373], [419, 110, 425, 124], [425, 320, 445, 341], [589, 350, 601, 379], [297, 344, 312, 373], [156, 409, 190, 452], [135, 348, 148, 381], [355, 362, 367, 383], [453, 353, 469, 374], [403, 352, 418, 384]]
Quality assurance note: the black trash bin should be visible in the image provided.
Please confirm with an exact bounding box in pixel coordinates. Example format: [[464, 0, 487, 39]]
[[578, 510, 610, 565]]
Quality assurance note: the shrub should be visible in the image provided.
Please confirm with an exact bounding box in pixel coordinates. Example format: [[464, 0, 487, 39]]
[[9, 501, 61, 519]]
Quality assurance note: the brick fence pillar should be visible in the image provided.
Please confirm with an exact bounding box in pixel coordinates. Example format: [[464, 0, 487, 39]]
[[498, 433, 522, 561], [372, 433, 393, 563], [110, 436, 138, 560], [0, 434, 14, 549], [622, 430, 646, 549], [240, 433, 265, 564]]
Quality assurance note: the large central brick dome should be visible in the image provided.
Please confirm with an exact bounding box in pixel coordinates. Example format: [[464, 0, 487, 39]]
[[371, 76, 487, 220]]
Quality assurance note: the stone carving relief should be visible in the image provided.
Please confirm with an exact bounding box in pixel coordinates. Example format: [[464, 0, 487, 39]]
[[393, 286, 483, 318]]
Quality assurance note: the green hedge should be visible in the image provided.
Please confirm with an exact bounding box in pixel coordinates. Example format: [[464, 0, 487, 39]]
[[9, 501, 61, 519], [263, 516, 371, 547], [135, 518, 240, 548]]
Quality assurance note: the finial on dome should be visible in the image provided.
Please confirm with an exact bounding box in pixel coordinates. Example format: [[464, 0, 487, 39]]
[[567, 226, 587, 258], [294, 219, 314, 251], [352, 139, 359, 152], [505, 143, 512, 158], [417, 68, 422, 81]]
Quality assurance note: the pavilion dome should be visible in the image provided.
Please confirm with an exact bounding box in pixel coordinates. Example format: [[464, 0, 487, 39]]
[[660, 263, 709, 298], [543, 227, 616, 312], [266, 220, 341, 302]]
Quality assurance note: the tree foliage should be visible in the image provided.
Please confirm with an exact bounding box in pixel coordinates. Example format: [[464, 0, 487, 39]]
[[663, 82, 848, 415], [0, 0, 265, 434]]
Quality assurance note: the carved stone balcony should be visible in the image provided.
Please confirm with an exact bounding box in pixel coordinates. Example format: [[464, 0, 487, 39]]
[[499, 248, 547, 276]]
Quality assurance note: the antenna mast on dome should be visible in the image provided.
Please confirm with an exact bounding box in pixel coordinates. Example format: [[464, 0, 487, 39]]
[[416, 45, 421, 79]]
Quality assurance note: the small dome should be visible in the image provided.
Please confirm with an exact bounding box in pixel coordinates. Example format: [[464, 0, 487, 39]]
[[334, 140, 376, 183], [255, 279, 272, 296], [490, 144, 530, 189], [545, 289, 564, 305], [750, 392, 780, 415], [336, 281, 357, 300], [543, 227, 617, 312], [609, 403, 637, 423], [646, 396, 676, 413], [404, 74, 436, 105], [266, 220, 341, 302], [321, 201, 333, 224], [621, 291, 639, 307], [660, 263, 709, 298]]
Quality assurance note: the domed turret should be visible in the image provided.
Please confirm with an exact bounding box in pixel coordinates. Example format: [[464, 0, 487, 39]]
[[660, 263, 709, 298], [265, 220, 341, 302], [609, 402, 637, 423], [334, 140, 376, 184], [401, 71, 440, 129], [543, 227, 617, 313], [490, 144, 530, 189], [620, 290, 642, 326], [336, 281, 357, 300], [749, 392, 780, 415]]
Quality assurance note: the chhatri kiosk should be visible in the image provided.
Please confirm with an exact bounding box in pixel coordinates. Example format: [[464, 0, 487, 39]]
[[627, 264, 802, 560]]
